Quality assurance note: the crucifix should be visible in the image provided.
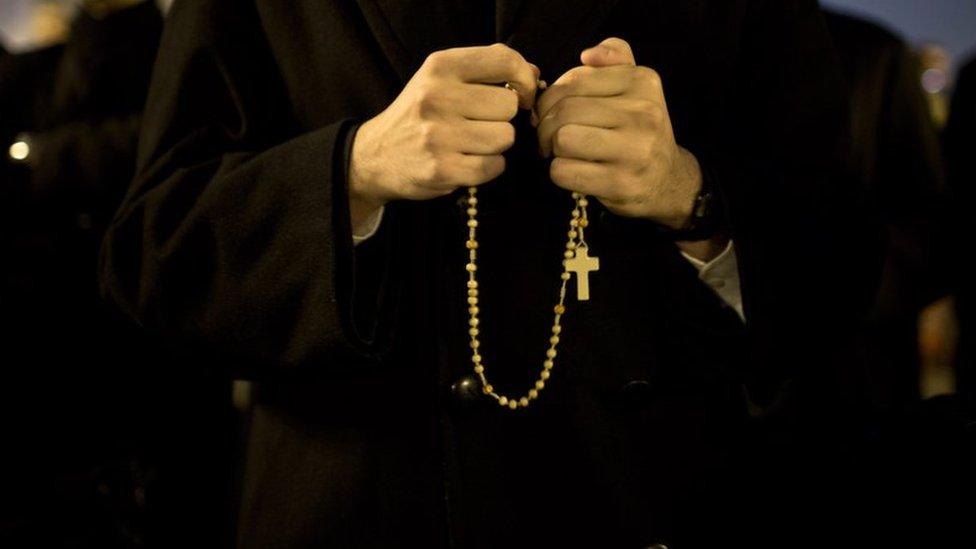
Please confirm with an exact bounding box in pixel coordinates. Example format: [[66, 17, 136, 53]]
[[565, 246, 600, 301]]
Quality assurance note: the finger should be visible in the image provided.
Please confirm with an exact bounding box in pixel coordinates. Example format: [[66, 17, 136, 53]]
[[426, 153, 505, 190], [549, 157, 621, 200], [438, 43, 539, 109], [536, 96, 629, 157], [550, 124, 631, 162], [454, 83, 520, 121], [449, 120, 516, 155], [580, 37, 636, 67], [534, 64, 633, 123]]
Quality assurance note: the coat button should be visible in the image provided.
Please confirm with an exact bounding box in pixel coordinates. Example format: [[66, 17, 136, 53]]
[[451, 375, 483, 409]]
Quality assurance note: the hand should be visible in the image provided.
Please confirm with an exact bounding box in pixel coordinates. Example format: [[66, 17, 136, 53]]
[[348, 43, 540, 228], [534, 37, 702, 230]]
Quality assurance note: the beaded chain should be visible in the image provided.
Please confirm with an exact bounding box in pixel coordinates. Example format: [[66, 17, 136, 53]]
[[463, 186, 594, 410]]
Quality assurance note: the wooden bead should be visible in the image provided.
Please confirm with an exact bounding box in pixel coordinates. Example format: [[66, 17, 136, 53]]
[[467, 208, 477, 216], [543, 359, 554, 369], [579, 218, 589, 228], [466, 240, 478, 249], [483, 384, 493, 394], [469, 328, 479, 336], [552, 325, 562, 334], [519, 397, 530, 407], [465, 263, 477, 271], [498, 396, 508, 407], [508, 399, 518, 410], [541, 370, 551, 380], [467, 219, 478, 228], [549, 335, 559, 345], [528, 389, 539, 399], [474, 365, 484, 374], [554, 304, 565, 314], [546, 349, 556, 359], [535, 380, 545, 390], [561, 272, 571, 281]]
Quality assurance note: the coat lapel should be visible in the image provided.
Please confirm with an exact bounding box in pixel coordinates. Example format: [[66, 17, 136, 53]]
[[353, 0, 624, 85]]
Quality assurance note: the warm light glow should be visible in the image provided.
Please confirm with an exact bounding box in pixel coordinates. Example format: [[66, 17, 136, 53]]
[[9, 141, 30, 161], [921, 68, 948, 94]]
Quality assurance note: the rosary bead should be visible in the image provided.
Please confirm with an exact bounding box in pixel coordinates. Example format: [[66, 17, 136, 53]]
[[465, 263, 477, 272], [469, 318, 479, 327], [467, 207, 477, 216], [483, 384, 494, 394], [560, 272, 571, 281], [552, 325, 562, 334], [546, 349, 556, 359], [474, 365, 484, 374], [528, 389, 539, 399], [469, 327, 479, 336], [468, 289, 478, 297], [498, 396, 509, 407], [467, 297, 478, 305], [468, 306, 479, 315], [541, 369, 551, 380], [519, 397, 530, 407], [466, 240, 478, 249], [543, 359, 554, 369], [572, 209, 581, 219], [549, 335, 559, 345], [473, 353, 482, 362], [467, 280, 478, 289], [564, 250, 574, 259], [467, 219, 478, 228], [554, 304, 565, 314], [578, 198, 589, 207], [508, 399, 518, 410], [568, 230, 578, 238], [535, 380, 545, 390], [579, 218, 589, 228], [572, 192, 582, 199], [470, 340, 480, 349], [570, 219, 579, 227]]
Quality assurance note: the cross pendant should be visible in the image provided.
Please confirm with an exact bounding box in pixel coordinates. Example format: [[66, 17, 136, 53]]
[[565, 246, 600, 301]]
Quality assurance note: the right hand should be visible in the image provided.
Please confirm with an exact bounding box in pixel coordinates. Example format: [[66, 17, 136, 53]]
[[348, 43, 540, 220]]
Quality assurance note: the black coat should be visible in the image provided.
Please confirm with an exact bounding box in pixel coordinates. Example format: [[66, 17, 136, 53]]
[[100, 1, 884, 547]]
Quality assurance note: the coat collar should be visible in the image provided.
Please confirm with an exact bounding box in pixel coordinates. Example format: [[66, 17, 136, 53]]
[[353, 0, 623, 85]]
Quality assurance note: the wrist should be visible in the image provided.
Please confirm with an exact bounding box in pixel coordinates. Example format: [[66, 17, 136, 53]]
[[659, 146, 702, 230], [348, 120, 387, 228]]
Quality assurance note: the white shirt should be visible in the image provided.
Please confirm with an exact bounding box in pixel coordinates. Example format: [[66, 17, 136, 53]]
[[353, 205, 745, 322]]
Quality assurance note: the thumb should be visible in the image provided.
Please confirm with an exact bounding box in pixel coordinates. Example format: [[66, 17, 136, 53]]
[[580, 37, 635, 67]]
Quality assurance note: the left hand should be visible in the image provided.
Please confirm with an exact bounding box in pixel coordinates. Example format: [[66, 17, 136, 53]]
[[534, 37, 702, 230]]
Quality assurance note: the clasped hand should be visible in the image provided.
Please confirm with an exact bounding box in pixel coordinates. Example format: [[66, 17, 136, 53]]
[[349, 37, 702, 232]]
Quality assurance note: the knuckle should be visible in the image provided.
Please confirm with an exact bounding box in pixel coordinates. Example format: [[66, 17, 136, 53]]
[[423, 50, 448, 73], [498, 123, 516, 149], [638, 65, 662, 87]]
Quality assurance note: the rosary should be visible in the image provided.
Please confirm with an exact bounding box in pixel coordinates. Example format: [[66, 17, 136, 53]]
[[463, 80, 600, 411]]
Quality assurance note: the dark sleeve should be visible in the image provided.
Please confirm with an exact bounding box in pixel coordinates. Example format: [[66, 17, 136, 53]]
[[98, 0, 396, 381], [710, 0, 886, 411]]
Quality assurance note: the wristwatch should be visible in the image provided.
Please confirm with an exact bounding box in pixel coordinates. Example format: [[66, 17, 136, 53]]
[[658, 161, 726, 242]]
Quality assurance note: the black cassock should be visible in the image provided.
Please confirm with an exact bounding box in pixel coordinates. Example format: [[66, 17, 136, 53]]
[[100, 1, 883, 547]]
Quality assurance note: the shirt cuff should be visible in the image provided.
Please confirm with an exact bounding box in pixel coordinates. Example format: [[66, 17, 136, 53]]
[[680, 239, 745, 322], [352, 205, 385, 246]]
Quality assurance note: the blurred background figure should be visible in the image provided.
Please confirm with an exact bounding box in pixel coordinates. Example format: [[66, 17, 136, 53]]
[[944, 56, 976, 413], [824, 9, 952, 418], [1, 1, 233, 548]]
